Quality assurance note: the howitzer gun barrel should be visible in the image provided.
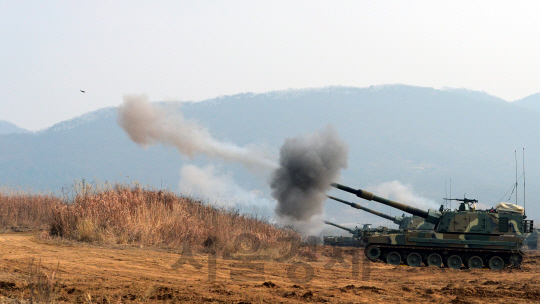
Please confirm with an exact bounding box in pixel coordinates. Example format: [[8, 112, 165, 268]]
[[331, 183, 429, 219], [327, 196, 396, 222], [324, 220, 355, 233]]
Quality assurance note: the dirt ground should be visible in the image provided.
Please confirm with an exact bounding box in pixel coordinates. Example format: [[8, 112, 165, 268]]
[[1, 232, 540, 303]]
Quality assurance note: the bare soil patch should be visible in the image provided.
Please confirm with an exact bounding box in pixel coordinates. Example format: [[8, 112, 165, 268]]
[[1, 232, 540, 303]]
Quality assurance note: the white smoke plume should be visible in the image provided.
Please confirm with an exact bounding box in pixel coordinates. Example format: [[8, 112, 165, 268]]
[[117, 93, 277, 171], [371, 181, 439, 210], [178, 164, 274, 210], [270, 125, 349, 223]]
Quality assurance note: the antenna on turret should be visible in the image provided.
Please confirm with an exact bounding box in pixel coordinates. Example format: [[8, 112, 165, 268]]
[[445, 181, 447, 209], [523, 148, 526, 214], [515, 150, 518, 206]]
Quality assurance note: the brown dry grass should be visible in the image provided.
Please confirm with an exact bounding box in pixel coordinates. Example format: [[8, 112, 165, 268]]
[[0, 183, 301, 257], [0, 189, 61, 233]]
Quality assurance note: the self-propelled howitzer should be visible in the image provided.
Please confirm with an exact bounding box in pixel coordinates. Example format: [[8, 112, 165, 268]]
[[323, 221, 362, 247], [327, 195, 434, 231], [323, 220, 391, 247], [331, 182, 534, 270], [324, 220, 357, 235]]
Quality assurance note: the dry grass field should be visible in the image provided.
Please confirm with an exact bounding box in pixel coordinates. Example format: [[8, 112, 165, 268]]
[[1, 185, 539, 303], [1, 184, 300, 255]]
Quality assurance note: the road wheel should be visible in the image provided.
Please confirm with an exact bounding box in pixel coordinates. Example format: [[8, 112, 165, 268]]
[[447, 255, 462, 270], [365, 245, 381, 261], [406, 252, 422, 267], [467, 256, 483, 269], [427, 253, 443, 267], [488, 256, 504, 270], [386, 252, 401, 265]]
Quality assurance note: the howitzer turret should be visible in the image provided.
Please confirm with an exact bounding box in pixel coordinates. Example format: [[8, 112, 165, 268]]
[[328, 196, 434, 230], [322, 220, 361, 247], [330, 181, 534, 270], [323, 220, 390, 247]]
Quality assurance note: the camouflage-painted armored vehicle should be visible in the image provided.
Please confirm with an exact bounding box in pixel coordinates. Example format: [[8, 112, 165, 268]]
[[323, 221, 391, 247], [323, 221, 360, 247], [331, 182, 534, 270], [322, 235, 357, 247], [328, 196, 435, 231]]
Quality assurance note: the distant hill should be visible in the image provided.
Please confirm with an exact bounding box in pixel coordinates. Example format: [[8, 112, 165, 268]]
[[42, 107, 117, 133], [513, 93, 540, 113], [1, 85, 540, 226], [0, 120, 29, 135]]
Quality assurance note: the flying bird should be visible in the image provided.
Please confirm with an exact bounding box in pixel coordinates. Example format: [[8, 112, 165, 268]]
[[80, 90, 85, 93]]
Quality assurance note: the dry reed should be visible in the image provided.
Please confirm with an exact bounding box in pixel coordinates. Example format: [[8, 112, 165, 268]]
[[0, 183, 301, 256], [0, 189, 61, 232]]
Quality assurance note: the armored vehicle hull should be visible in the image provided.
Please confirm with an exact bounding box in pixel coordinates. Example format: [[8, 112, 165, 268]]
[[364, 231, 524, 269], [323, 235, 361, 247]]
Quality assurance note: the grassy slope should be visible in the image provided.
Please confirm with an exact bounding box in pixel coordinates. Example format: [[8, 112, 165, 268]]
[[0, 184, 300, 256]]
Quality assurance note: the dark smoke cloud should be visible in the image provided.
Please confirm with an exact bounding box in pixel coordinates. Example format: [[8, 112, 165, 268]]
[[270, 126, 349, 222]]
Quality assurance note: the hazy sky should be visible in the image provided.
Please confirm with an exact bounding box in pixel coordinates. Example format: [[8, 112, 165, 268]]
[[2, 1, 539, 131]]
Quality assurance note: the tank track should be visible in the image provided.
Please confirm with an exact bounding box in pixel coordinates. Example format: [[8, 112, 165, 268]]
[[364, 244, 523, 270]]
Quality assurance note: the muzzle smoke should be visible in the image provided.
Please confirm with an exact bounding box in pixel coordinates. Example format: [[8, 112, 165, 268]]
[[270, 126, 349, 222], [118, 94, 349, 228], [117, 93, 277, 171]]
